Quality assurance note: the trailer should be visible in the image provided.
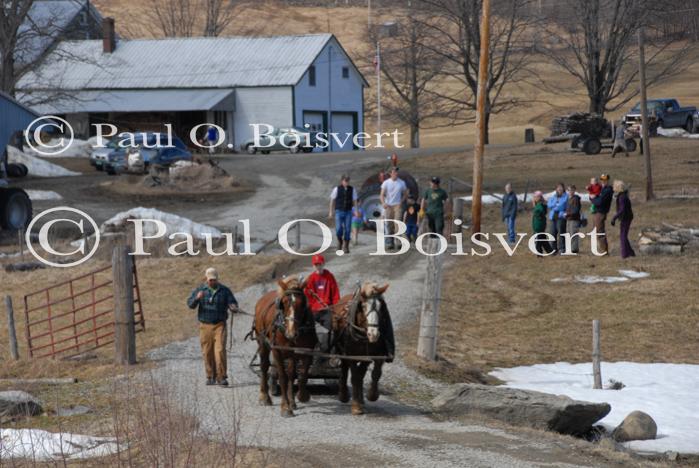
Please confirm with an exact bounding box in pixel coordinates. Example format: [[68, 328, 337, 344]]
[[0, 92, 36, 232]]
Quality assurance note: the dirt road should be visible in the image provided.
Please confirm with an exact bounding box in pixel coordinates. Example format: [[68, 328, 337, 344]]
[[133, 150, 627, 467]]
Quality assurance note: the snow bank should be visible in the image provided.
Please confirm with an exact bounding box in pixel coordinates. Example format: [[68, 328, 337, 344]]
[[23, 138, 96, 159], [102, 207, 223, 239], [26, 190, 62, 201], [491, 362, 699, 454], [0, 428, 120, 460], [657, 127, 699, 139], [461, 191, 591, 205], [7, 146, 80, 177]]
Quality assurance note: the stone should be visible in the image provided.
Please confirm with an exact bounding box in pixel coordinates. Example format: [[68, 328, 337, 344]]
[[432, 384, 611, 436], [0, 391, 43, 418], [612, 411, 657, 442]]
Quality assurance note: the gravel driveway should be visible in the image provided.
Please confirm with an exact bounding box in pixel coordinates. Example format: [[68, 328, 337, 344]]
[[142, 150, 621, 467]]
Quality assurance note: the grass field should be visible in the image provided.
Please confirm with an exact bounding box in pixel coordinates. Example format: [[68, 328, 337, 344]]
[[400, 138, 699, 378]]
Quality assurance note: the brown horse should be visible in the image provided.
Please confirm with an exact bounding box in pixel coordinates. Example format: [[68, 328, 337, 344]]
[[253, 276, 316, 417], [331, 282, 392, 415]]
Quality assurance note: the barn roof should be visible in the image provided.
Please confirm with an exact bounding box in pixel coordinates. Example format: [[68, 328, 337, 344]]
[[15, 0, 103, 65], [19, 33, 367, 91]]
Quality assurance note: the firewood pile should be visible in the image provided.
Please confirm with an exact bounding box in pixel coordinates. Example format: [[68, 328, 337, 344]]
[[550, 112, 611, 138], [638, 223, 699, 255]]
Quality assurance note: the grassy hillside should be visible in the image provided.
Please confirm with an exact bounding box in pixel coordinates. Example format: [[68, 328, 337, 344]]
[[93, 1, 699, 145]]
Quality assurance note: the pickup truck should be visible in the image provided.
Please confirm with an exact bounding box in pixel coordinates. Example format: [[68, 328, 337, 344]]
[[624, 99, 697, 134]]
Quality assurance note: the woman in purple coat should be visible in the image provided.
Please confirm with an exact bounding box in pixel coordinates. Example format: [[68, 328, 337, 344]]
[[611, 180, 635, 258]]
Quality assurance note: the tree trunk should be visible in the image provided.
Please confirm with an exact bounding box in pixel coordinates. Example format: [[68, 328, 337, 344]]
[[410, 123, 420, 148]]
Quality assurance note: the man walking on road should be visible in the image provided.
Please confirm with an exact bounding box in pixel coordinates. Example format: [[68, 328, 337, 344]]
[[380, 168, 408, 249], [187, 268, 238, 386], [421, 176, 448, 236], [329, 174, 357, 254]]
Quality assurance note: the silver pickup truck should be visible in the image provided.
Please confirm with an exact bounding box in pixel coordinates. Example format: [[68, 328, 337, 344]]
[[624, 99, 698, 134]]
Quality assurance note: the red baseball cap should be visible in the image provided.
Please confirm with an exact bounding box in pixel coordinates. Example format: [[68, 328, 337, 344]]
[[312, 254, 325, 265]]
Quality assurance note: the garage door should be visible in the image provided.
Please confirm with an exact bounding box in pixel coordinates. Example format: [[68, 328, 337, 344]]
[[330, 112, 356, 152]]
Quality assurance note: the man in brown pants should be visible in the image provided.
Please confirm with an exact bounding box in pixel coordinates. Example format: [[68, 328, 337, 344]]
[[380, 167, 408, 249], [187, 268, 238, 386], [589, 174, 614, 255]]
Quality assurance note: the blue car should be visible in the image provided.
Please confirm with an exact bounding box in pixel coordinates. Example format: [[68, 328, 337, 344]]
[[104, 133, 192, 175]]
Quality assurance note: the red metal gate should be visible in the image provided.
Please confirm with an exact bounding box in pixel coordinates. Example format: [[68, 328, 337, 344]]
[[23, 262, 145, 359]]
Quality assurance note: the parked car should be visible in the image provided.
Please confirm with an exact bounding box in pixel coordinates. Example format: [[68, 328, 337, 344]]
[[624, 99, 697, 134], [90, 135, 129, 171], [241, 127, 316, 154], [104, 133, 192, 175]]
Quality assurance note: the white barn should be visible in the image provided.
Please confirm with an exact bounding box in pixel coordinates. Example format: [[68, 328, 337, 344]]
[[18, 28, 368, 152]]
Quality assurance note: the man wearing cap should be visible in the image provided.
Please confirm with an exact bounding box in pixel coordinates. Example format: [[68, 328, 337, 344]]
[[380, 167, 409, 249], [187, 268, 238, 386], [590, 174, 614, 255], [329, 174, 358, 254], [304, 254, 340, 352], [421, 176, 449, 236]]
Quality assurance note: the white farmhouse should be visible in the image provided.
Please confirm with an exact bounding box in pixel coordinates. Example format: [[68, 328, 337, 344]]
[[18, 20, 368, 152]]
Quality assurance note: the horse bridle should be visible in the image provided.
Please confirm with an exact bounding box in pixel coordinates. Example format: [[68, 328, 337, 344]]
[[347, 290, 382, 342]]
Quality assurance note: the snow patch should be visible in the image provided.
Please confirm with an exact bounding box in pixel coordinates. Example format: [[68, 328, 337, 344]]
[[490, 362, 699, 454], [26, 190, 62, 201], [103, 207, 223, 240], [0, 428, 121, 460], [7, 147, 80, 177], [23, 138, 95, 159], [552, 270, 649, 284], [657, 127, 699, 139]]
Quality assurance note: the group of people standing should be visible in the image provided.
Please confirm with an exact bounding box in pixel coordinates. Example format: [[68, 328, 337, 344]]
[[527, 173, 635, 258], [329, 168, 449, 250]]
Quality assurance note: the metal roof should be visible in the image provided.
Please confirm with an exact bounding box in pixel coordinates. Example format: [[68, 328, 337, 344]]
[[15, 0, 102, 65], [23, 88, 236, 114], [19, 34, 354, 90]]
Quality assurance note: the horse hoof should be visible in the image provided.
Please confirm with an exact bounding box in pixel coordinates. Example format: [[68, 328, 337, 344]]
[[291, 401, 297, 410], [282, 409, 294, 418], [259, 395, 272, 406], [297, 390, 310, 403], [351, 403, 364, 416], [338, 388, 350, 403], [367, 387, 379, 402]]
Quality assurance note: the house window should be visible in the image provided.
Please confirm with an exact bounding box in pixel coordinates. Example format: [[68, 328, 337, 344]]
[[342, 67, 349, 79], [309, 65, 316, 86]]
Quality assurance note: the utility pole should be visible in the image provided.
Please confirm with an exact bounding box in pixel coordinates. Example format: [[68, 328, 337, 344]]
[[376, 41, 382, 136], [638, 27, 655, 201], [471, 0, 491, 234]]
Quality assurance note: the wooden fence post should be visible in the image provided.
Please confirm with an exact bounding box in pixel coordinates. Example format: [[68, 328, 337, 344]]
[[5, 296, 19, 360], [417, 238, 444, 361], [113, 245, 136, 365], [592, 320, 602, 389]]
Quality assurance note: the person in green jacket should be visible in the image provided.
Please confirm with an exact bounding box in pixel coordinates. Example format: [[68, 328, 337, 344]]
[[532, 191, 552, 256]]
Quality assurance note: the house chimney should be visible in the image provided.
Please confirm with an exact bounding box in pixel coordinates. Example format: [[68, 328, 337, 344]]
[[102, 17, 116, 53]]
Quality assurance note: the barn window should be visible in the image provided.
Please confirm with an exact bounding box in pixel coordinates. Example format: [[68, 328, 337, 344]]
[[309, 65, 316, 86], [342, 67, 349, 79]]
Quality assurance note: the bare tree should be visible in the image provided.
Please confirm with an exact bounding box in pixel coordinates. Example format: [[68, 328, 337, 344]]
[[204, 0, 235, 37], [375, 10, 452, 148], [1, 0, 101, 97], [542, 0, 690, 116], [414, 0, 540, 143], [126, 0, 238, 38]]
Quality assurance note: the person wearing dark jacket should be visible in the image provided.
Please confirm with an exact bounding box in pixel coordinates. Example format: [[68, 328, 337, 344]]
[[187, 268, 238, 386], [590, 174, 614, 255], [611, 180, 635, 258], [532, 191, 552, 255], [501, 183, 518, 243], [565, 185, 582, 254]]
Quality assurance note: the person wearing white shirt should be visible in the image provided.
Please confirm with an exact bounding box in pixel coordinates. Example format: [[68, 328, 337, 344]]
[[380, 167, 408, 249]]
